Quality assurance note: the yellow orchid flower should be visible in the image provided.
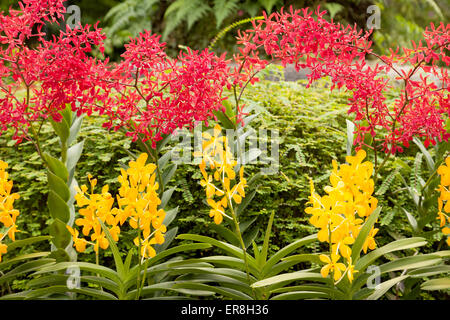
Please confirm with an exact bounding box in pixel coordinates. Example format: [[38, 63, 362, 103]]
[[320, 254, 347, 281]]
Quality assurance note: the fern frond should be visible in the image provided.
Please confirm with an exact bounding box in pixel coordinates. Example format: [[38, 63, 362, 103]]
[[178, 178, 194, 204], [104, 0, 135, 22], [424, 0, 445, 19], [208, 16, 264, 51], [376, 168, 400, 196], [105, 0, 158, 39], [163, 0, 211, 39], [257, 0, 281, 13], [411, 152, 423, 192], [213, 0, 239, 28]]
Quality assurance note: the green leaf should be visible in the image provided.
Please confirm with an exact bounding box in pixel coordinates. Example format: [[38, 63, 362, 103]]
[[324, 2, 344, 19], [366, 275, 409, 300], [157, 150, 172, 169], [47, 171, 70, 202], [355, 237, 427, 271], [26, 274, 68, 288], [270, 284, 343, 297], [162, 164, 177, 187], [252, 271, 332, 288], [61, 104, 73, 127], [271, 290, 329, 300], [239, 217, 257, 234], [413, 137, 435, 171], [146, 243, 212, 268], [408, 265, 450, 278], [160, 188, 175, 209], [351, 207, 381, 262], [44, 153, 69, 182], [173, 282, 252, 300], [47, 190, 70, 223], [281, 254, 322, 265], [98, 219, 125, 279], [156, 134, 172, 153], [262, 234, 317, 277], [68, 115, 84, 146], [25, 285, 118, 300], [242, 225, 259, 250], [154, 227, 178, 253], [49, 219, 72, 249], [50, 116, 70, 145], [48, 248, 71, 263], [402, 208, 419, 233], [259, 210, 275, 267], [5, 236, 52, 252], [0, 259, 56, 285], [0, 252, 50, 271], [236, 190, 256, 216], [176, 234, 257, 270], [379, 254, 442, 274], [33, 262, 121, 284], [346, 119, 355, 156], [213, 109, 235, 130], [198, 256, 247, 271], [421, 277, 450, 291], [210, 224, 240, 247], [128, 281, 215, 299], [66, 140, 84, 174]]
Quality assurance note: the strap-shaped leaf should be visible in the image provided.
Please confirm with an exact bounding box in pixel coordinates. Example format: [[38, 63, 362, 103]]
[[162, 164, 177, 187], [408, 265, 450, 278], [209, 224, 240, 247], [261, 234, 317, 277], [0, 252, 50, 271], [413, 137, 435, 171], [271, 290, 329, 300], [252, 270, 332, 288], [378, 254, 442, 274], [154, 227, 178, 254], [259, 210, 276, 267], [5, 236, 52, 252], [236, 190, 256, 217], [176, 234, 257, 269], [346, 119, 355, 156], [172, 282, 252, 300], [270, 284, 344, 298], [366, 275, 408, 300], [98, 219, 125, 279], [32, 261, 121, 284], [160, 188, 175, 210], [145, 243, 212, 268], [355, 237, 427, 271], [0, 259, 56, 285], [421, 277, 450, 291], [25, 285, 117, 300], [351, 207, 381, 263], [199, 256, 247, 271]]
